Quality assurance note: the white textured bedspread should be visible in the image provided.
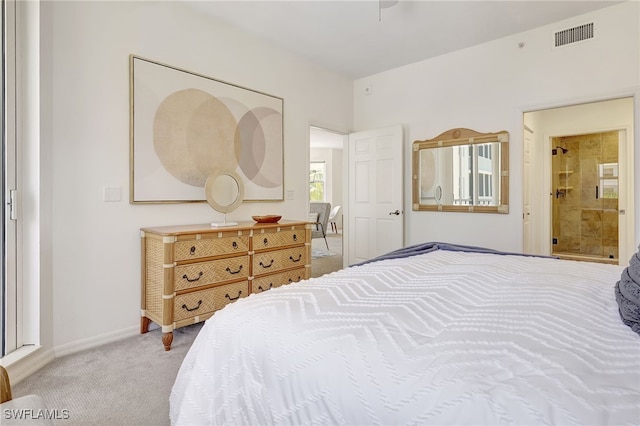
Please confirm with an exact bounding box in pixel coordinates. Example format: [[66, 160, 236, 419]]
[[170, 250, 640, 426]]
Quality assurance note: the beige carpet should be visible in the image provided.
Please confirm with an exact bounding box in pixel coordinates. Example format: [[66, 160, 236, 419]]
[[11, 233, 344, 425], [12, 324, 202, 425], [310, 232, 343, 278]]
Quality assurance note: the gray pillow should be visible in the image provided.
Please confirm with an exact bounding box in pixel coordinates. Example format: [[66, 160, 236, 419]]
[[615, 246, 640, 335]]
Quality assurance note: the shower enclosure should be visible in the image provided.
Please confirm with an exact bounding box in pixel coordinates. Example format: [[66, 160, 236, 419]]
[[551, 131, 619, 264]]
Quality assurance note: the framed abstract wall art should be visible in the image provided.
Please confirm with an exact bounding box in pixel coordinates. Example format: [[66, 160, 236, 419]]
[[129, 55, 284, 203]]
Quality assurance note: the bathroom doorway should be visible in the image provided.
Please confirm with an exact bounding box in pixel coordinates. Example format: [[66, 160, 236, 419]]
[[551, 131, 620, 264], [523, 97, 635, 265]]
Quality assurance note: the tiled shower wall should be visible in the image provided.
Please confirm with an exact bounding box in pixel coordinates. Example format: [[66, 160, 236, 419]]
[[552, 131, 619, 259]]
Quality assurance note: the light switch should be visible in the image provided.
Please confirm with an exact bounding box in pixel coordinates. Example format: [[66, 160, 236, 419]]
[[286, 190, 295, 200], [103, 186, 121, 202]]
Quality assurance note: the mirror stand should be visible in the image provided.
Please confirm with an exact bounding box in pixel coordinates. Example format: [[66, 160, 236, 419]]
[[211, 213, 238, 228]]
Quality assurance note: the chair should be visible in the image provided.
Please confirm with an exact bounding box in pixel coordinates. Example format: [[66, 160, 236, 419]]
[[1, 366, 54, 425], [328, 205, 341, 233], [309, 202, 331, 250], [1, 366, 11, 404]]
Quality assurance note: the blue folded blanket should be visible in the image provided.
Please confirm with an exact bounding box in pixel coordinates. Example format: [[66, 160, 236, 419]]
[[353, 241, 553, 267], [615, 248, 640, 336]]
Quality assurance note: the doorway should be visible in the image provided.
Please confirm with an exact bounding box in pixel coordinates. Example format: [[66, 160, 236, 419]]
[[550, 131, 620, 264], [523, 97, 634, 265], [309, 126, 344, 277]]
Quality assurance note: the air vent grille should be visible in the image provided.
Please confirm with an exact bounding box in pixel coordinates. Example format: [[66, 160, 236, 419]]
[[554, 23, 594, 47]]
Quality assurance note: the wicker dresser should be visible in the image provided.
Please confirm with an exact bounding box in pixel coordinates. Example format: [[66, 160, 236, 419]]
[[140, 220, 311, 350]]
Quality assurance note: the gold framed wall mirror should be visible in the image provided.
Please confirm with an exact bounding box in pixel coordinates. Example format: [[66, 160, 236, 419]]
[[412, 128, 509, 213]]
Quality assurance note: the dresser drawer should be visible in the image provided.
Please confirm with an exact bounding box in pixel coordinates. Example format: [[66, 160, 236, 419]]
[[175, 255, 250, 291], [174, 235, 249, 261], [253, 246, 307, 276], [252, 268, 306, 294], [174, 281, 248, 322], [252, 229, 306, 251]]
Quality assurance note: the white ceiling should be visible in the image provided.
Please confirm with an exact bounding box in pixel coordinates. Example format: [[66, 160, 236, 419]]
[[186, 0, 622, 79]]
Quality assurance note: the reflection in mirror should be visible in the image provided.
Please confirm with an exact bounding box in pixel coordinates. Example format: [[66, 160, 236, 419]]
[[419, 142, 502, 206], [413, 128, 509, 213], [205, 170, 245, 227], [211, 174, 240, 208]]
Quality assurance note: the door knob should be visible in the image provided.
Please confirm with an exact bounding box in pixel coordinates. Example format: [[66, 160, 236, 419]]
[[389, 210, 401, 216]]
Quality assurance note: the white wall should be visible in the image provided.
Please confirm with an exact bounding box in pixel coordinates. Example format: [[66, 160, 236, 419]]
[[353, 1, 640, 252], [40, 1, 353, 350]]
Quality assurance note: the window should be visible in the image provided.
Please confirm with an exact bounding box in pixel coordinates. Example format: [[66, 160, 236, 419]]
[[478, 144, 492, 159], [476, 144, 495, 205], [309, 162, 326, 201], [478, 172, 492, 202], [452, 143, 497, 206], [599, 163, 619, 199]]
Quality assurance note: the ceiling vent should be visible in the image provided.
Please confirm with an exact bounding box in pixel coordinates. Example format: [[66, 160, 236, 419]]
[[554, 22, 594, 48]]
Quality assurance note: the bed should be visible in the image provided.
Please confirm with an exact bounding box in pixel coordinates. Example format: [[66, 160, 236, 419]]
[[170, 243, 640, 425]]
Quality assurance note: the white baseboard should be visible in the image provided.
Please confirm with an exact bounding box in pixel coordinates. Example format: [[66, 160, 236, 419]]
[[1, 345, 55, 385], [53, 325, 139, 358], [2, 326, 140, 385]]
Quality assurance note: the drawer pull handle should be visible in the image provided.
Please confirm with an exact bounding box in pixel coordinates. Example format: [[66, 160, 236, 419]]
[[259, 259, 274, 268], [182, 300, 202, 312], [288, 276, 302, 283], [293, 234, 298, 241], [232, 241, 238, 249], [182, 271, 203, 282], [257, 283, 273, 292], [263, 237, 269, 246], [225, 291, 242, 301], [290, 254, 302, 263], [225, 265, 243, 275], [190, 246, 196, 255]]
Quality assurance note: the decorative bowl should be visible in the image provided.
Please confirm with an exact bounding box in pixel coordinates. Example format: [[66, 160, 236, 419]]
[[252, 215, 282, 223]]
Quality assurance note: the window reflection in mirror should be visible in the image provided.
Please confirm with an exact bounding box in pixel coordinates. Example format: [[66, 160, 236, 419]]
[[412, 128, 509, 213], [419, 142, 501, 206]]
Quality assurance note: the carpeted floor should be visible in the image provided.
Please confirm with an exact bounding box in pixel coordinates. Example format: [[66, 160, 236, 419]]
[[312, 248, 335, 258], [12, 324, 202, 425], [10, 233, 344, 425], [310, 232, 343, 278]]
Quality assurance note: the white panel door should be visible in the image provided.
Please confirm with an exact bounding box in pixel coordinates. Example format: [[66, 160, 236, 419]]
[[522, 126, 533, 254], [347, 125, 403, 265]]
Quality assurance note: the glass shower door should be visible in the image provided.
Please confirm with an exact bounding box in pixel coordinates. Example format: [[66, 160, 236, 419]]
[[551, 131, 619, 263]]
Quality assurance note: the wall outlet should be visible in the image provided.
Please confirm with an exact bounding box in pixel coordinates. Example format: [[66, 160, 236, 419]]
[[286, 190, 295, 200]]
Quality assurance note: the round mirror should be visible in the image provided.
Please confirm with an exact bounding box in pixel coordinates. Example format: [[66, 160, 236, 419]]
[[204, 170, 244, 214]]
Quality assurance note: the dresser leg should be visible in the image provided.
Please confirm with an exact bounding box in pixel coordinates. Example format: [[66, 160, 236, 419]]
[[162, 332, 173, 351], [140, 317, 150, 334]]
